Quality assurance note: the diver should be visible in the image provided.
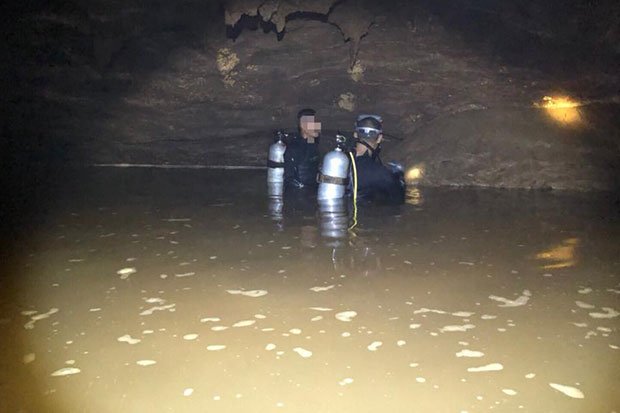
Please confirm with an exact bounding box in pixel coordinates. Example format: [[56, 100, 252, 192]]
[[284, 108, 322, 188], [350, 115, 405, 203]]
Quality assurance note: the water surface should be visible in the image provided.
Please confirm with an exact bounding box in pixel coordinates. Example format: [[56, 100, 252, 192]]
[[1, 168, 618, 412]]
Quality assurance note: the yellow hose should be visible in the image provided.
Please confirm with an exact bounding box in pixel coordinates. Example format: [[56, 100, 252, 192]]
[[348, 151, 358, 231]]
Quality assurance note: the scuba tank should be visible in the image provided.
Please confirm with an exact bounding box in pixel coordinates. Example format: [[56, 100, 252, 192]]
[[317, 133, 350, 201], [267, 130, 287, 184]]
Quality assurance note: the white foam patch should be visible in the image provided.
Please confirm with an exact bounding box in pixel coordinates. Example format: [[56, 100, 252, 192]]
[[140, 304, 175, 316], [578, 287, 593, 294], [441, 324, 476, 333], [183, 334, 199, 341], [254, 314, 267, 319], [117, 334, 141, 345], [200, 317, 220, 323], [136, 360, 156, 366], [183, 388, 194, 397], [488, 290, 531, 307], [233, 320, 256, 328], [289, 328, 302, 335], [549, 383, 584, 399], [367, 341, 383, 351], [24, 308, 59, 330], [293, 347, 313, 358], [502, 389, 517, 396], [572, 322, 588, 328], [310, 285, 335, 292], [207, 345, 226, 351], [409, 323, 422, 329], [265, 343, 276, 351], [397, 340, 406, 347], [89, 308, 101, 312], [452, 311, 475, 317], [311, 316, 323, 322], [211, 326, 229, 331], [145, 297, 165, 304], [335, 311, 357, 322], [575, 301, 595, 309], [416, 377, 426, 383], [339, 378, 354, 386], [525, 373, 536, 379], [589, 307, 619, 319], [175, 272, 195, 278], [51, 367, 81, 376], [414, 308, 447, 315], [226, 289, 268, 298], [481, 314, 497, 320], [609, 344, 619, 350], [117, 267, 136, 279], [456, 349, 484, 358], [309, 307, 333, 312], [467, 363, 503, 372], [341, 332, 351, 337]]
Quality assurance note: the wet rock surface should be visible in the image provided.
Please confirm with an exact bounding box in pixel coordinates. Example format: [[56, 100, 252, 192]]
[[1, 0, 619, 190]]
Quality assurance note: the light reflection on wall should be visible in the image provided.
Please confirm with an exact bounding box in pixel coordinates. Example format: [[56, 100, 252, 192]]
[[535, 237, 579, 269], [534, 96, 583, 126]]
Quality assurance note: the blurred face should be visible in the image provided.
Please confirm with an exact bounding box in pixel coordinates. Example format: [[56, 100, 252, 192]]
[[299, 115, 321, 139]]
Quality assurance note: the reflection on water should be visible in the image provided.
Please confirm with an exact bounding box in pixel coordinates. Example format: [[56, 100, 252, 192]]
[[1, 168, 619, 412], [405, 186, 424, 206], [535, 237, 580, 269], [318, 198, 350, 247], [267, 182, 284, 231]]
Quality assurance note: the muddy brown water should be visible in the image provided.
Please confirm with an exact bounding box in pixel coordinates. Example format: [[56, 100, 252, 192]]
[[1, 167, 619, 412]]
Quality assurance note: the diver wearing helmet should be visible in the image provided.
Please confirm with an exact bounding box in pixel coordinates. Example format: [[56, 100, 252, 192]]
[[283, 108, 322, 188], [351, 115, 405, 202]]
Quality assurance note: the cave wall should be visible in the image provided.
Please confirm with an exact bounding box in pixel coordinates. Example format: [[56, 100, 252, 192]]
[[1, 0, 619, 190]]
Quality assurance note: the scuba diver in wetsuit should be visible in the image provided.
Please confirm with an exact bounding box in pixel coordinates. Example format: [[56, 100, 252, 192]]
[[284, 108, 322, 188], [351, 115, 405, 203]]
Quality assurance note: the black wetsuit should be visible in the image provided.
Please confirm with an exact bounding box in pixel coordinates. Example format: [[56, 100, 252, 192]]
[[353, 152, 405, 203], [283, 134, 320, 188]]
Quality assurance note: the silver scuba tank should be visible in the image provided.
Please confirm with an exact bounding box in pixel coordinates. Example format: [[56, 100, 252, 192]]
[[317, 134, 350, 201], [267, 131, 286, 184]]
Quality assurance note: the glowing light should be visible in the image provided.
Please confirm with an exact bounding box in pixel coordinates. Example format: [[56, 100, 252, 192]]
[[535, 237, 579, 269], [534, 96, 582, 125], [405, 165, 424, 182]]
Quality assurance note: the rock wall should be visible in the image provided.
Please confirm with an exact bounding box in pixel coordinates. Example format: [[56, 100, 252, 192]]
[[1, 0, 619, 190]]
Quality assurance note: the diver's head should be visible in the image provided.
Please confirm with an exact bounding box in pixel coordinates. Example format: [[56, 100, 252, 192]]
[[297, 108, 321, 140], [354, 115, 383, 154]]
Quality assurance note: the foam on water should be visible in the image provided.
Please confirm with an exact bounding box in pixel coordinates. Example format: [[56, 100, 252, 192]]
[[335, 311, 357, 322], [367, 341, 383, 351], [51, 367, 81, 376], [440, 324, 475, 333], [589, 307, 619, 319], [206, 345, 226, 351], [226, 289, 268, 298], [310, 285, 335, 292], [488, 290, 531, 307], [456, 349, 484, 358], [467, 363, 503, 372], [117, 334, 141, 344], [549, 383, 584, 399], [293, 347, 313, 358], [136, 360, 156, 366]]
